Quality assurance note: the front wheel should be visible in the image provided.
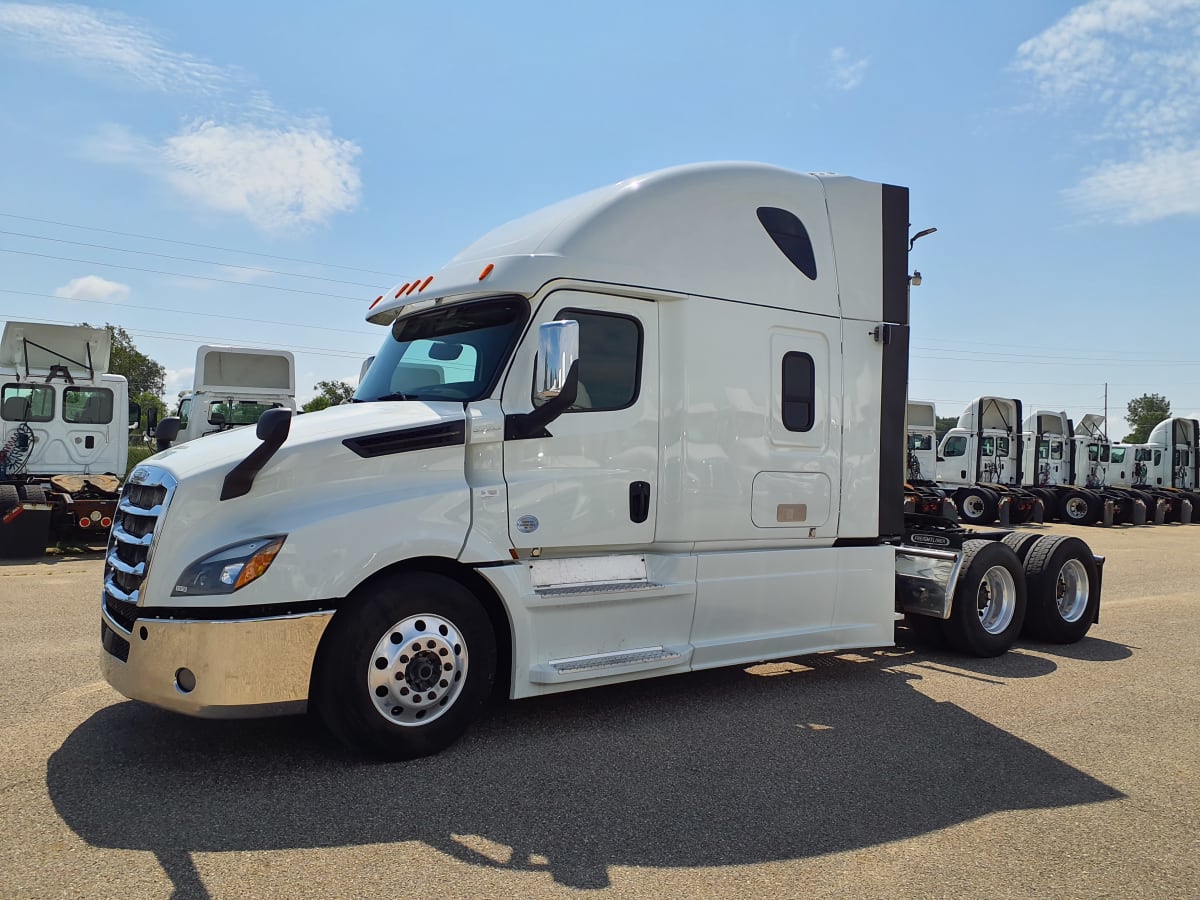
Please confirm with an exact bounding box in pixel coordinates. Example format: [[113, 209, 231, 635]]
[[312, 571, 497, 760], [944, 539, 1026, 657], [1022, 536, 1098, 643]]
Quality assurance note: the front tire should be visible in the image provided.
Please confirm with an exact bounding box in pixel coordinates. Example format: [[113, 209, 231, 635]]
[[313, 571, 497, 760], [945, 539, 1026, 657], [1022, 536, 1098, 643]]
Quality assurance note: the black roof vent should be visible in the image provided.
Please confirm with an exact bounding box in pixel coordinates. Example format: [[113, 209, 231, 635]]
[[756, 207, 817, 280]]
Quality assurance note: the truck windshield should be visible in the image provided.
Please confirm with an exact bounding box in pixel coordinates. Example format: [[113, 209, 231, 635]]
[[356, 296, 528, 403]]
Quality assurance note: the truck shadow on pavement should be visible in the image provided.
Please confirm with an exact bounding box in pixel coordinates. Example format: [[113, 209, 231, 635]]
[[48, 645, 1125, 896]]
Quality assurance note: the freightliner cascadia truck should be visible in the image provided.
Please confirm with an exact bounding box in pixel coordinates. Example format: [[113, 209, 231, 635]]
[[101, 163, 1104, 759]]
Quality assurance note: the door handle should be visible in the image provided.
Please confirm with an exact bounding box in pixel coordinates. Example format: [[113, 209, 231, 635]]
[[629, 481, 650, 524]]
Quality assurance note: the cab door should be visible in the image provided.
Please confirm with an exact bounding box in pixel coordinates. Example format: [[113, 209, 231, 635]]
[[501, 290, 658, 550]]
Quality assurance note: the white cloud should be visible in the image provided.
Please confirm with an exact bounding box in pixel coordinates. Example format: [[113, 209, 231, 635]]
[[163, 367, 194, 400], [829, 47, 869, 91], [86, 117, 362, 233], [1066, 145, 1200, 223], [0, 2, 229, 94], [1014, 0, 1200, 222], [162, 120, 362, 232], [54, 275, 131, 301], [1, 3, 363, 232]]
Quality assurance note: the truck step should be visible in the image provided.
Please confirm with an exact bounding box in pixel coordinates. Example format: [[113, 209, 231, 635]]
[[534, 580, 665, 598], [530, 645, 692, 683]]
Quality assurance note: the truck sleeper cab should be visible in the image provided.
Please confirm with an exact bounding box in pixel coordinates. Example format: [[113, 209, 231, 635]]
[[100, 163, 1103, 759]]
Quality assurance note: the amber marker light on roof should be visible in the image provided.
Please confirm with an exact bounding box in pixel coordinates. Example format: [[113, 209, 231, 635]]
[[479, 263, 494, 280], [394, 283, 411, 298], [369, 295, 383, 309], [405, 280, 421, 295], [418, 275, 434, 292]]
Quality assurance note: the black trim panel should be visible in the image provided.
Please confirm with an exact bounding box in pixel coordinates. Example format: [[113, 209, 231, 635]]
[[135, 598, 339, 622], [343, 421, 465, 458], [881, 184, 909, 326], [878, 323, 910, 539], [833, 537, 884, 548]]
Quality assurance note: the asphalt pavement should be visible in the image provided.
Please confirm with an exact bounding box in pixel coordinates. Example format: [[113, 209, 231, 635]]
[[0, 522, 1196, 898]]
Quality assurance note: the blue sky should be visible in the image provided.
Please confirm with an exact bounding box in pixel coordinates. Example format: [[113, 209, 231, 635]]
[[0, 0, 1197, 435]]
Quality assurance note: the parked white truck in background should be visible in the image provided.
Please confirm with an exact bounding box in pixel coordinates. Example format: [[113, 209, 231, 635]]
[[0, 321, 133, 556], [164, 345, 296, 447], [101, 163, 1105, 759]]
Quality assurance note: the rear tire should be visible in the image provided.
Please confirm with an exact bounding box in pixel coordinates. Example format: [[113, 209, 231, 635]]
[[0, 484, 18, 513], [1001, 530, 1041, 562], [944, 539, 1026, 657], [955, 487, 998, 526], [1061, 490, 1099, 525], [1022, 536, 1098, 643], [312, 571, 497, 760]]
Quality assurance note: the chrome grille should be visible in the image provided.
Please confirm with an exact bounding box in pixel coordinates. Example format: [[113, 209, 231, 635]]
[[103, 465, 176, 632]]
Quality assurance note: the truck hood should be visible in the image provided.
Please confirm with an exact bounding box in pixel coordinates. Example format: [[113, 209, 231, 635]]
[[147, 401, 464, 482]]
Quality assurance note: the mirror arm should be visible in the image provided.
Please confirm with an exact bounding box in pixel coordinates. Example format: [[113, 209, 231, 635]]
[[504, 361, 579, 441]]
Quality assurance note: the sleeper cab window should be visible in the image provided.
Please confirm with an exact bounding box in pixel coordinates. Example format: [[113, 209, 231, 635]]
[[63, 387, 114, 424], [539, 308, 642, 412], [2, 384, 55, 422], [781, 351, 815, 432]]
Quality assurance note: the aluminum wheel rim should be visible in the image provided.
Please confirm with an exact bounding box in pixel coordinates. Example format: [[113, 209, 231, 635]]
[[976, 565, 1017, 634], [1055, 559, 1090, 623], [963, 495, 986, 519], [1064, 497, 1088, 520], [367, 614, 468, 726]]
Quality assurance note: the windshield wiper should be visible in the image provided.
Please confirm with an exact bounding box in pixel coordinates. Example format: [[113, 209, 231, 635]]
[[374, 391, 421, 401]]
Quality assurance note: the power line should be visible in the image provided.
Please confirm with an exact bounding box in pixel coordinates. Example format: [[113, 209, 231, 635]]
[[0, 211, 401, 278], [0, 228, 384, 288], [0, 311, 369, 361], [0, 247, 371, 301], [0, 288, 380, 338]]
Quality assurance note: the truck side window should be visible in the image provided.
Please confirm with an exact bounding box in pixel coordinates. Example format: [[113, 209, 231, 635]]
[[63, 387, 114, 424], [997, 437, 1010, 456], [549, 308, 642, 411], [1088, 445, 1099, 462], [942, 435, 967, 457], [1051, 440, 1063, 460], [178, 398, 191, 428], [1, 384, 54, 422], [781, 352, 814, 431], [981, 436, 995, 456], [1110, 447, 1125, 464]]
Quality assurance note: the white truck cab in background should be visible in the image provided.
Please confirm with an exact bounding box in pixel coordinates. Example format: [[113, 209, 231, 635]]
[[170, 345, 296, 445], [100, 163, 1104, 759], [0, 321, 132, 554]]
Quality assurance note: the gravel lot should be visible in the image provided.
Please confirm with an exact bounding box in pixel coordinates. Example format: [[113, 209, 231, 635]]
[[0, 522, 1196, 898]]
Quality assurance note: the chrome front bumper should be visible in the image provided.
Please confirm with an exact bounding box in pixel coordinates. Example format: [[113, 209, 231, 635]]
[[100, 607, 334, 718]]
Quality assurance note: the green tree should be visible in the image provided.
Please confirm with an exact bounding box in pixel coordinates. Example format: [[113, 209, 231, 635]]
[[302, 379, 355, 413], [935, 416, 958, 442], [84, 323, 166, 397], [1124, 393, 1170, 443]]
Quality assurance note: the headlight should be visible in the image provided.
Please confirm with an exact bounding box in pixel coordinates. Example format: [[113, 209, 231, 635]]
[[173, 536, 286, 597]]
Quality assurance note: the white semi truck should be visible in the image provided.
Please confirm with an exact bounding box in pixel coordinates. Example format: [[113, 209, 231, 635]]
[[1108, 419, 1198, 522], [164, 345, 296, 447], [0, 321, 133, 556], [100, 163, 1105, 759]]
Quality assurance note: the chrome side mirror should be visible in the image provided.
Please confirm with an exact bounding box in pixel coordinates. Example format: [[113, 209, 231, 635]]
[[535, 320, 579, 403]]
